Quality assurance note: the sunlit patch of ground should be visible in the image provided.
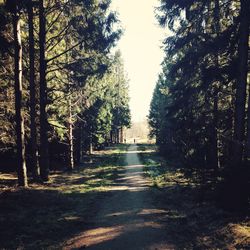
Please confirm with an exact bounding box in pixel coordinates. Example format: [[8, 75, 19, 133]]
[[0, 173, 17, 180], [64, 215, 168, 249], [125, 149, 155, 154], [1, 144, 249, 249], [139, 144, 250, 250], [96, 144, 129, 155], [0, 145, 128, 249], [63, 225, 124, 249], [229, 224, 250, 245]]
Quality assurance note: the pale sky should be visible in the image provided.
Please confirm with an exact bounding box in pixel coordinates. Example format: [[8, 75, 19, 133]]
[[111, 0, 166, 122]]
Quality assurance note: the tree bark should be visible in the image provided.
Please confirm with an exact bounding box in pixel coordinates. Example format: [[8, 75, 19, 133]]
[[68, 97, 74, 170], [110, 130, 113, 144], [89, 135, 93, 155], [211, 92, 219, 168], [232, 0, 249, 165], [210, 0, 220, 169], [39, 0, 49, 180], [28, 1, 39, 179], [79, 123, 83, 163], [13, 6, 28, 187], [116, 128, 119, 143], [245, 82, 250, 160], [120, 127, 124, 143], [243, 2, 250, 159]]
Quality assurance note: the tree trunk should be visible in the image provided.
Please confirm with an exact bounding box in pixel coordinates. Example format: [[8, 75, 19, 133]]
[[110, 130, 113, 144], [13, 6, 28, 187], [120, 127, 124, 143], [89, 135, 93, 155], [245, 80, 250, 160], [232, 0, 249, 165], [210, 0, 220, 169], [211, 92, 219, 169], [39, 0, 49, 180], [116, 128, 119, 143], [79, 123, 83, 163], [28, 2, 39, 179], [203, 89, 211, 168], [243, 2, 250, 159], [68, 97, 74, 170]]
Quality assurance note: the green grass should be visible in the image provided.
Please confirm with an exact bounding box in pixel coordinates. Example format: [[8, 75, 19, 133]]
[[0, 145, 128, 250], [137, 144, 189, 188], [1, 144, 249, 249], [137, 144, 250, 250]]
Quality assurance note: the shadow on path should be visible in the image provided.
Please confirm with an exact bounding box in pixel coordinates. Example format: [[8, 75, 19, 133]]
[[63, 145, 228, 250], [1, 144, 247, 249]]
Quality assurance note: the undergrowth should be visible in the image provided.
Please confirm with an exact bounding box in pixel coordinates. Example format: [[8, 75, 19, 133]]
[[0, 145, 128, 249], [137, 144, 250, 249]]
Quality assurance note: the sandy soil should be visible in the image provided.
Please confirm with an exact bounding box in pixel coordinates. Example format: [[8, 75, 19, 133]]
[[64, 144, 173, 250]]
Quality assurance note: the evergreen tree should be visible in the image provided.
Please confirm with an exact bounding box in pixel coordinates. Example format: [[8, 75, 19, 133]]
[[150, 0, 249, 207], [0, 0, 127, 183]]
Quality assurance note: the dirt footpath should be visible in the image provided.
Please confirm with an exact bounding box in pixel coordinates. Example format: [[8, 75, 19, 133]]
[[64, 144, 173, 250]]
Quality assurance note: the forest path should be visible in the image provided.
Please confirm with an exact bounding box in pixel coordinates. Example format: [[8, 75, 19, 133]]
[[64, 144, 172, 250]]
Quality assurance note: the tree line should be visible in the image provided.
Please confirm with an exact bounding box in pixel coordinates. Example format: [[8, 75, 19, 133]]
[[0, 0, 131, 187], [149, 0, 249, 209]]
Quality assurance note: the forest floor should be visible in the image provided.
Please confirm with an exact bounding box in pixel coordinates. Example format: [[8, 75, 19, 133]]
[[0, 144, 249, 249]]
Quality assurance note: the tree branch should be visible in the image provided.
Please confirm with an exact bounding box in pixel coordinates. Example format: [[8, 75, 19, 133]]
[[46, 39, 83, 63]]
